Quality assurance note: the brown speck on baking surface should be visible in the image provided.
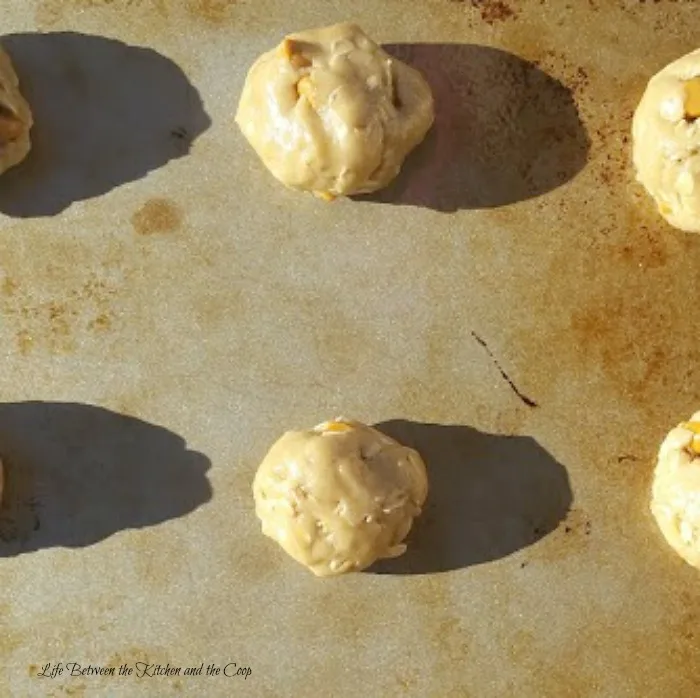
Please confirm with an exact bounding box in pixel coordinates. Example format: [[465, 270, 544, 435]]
[[451, 0, 518, 23], [530, 509, 593, 563], [475, 0, 517, 22], [131, 198, 183, 236]]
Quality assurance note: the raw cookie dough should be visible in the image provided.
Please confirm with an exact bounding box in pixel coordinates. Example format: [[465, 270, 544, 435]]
[[632, 49, 700, 232], [252, 418, 428, 577], [650, 413, 700, 568], [235, 23, 434, 200], [0, 45, 32, 175]]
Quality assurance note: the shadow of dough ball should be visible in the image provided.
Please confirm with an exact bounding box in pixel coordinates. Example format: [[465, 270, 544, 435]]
[[354, 43, 590, 212], [0, 32, 211, 218], [0, 401, 212, 557]]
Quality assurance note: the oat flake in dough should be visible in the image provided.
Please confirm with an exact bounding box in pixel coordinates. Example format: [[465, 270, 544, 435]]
[[0, 45, 32, 176], [235, 23, 435, 200], [632, 49, 700, 232], [252, 418, 428, 577], [650, 413, 700, 569]]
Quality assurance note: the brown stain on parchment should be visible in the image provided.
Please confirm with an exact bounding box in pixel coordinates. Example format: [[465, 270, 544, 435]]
[[1, 272, 118, 356], [231, 537, 285, 582], [569, 285, 698, 407], [105, 647, 169, 678], [311, 308, 373, 376], [471, 0, 517, 24], [192, 287, 245, 331], [131, 198, 183, 236], [277, 584, 409, 696], [186, 0, 237, 24], [402, 574, 475, 696], [36, 0, 169, 29], [444, 0, 519, 25], [504, 626, 599, 697], [131, 529, 185, 588], [569, 606, 700, 695]]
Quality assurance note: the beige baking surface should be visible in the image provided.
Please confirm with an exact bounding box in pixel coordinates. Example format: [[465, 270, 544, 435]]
[[0, 1, 698, 697]]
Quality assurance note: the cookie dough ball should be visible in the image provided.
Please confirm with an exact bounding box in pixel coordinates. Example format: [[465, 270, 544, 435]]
[[235, 23, 434, 200], [632, 49, 700, 232], [0, 46, 32, 175], [253, 418, 428, 577], [650, 414, 700, 568]]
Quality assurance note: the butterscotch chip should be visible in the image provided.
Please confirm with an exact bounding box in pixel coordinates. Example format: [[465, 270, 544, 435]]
[[684, 77, 700, 119], [280, 39, 311, 69]]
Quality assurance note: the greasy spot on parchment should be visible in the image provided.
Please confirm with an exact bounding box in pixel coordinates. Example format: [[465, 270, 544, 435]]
[[106, 647, 153, 669], [402, 574, 475, 695], [2, 277, 17, 297], [186, 0, 237, 24], [131, 198, 183, 236], [131, 528, 185, 589], [291, 584, 403, 655], [311, 306, 374, 376], [590, 606, 700, 693], [569, 289, 698, 406], [669, 589, 700, 688], [35, 0, 168, 30], [231, 537, 285, 583], [192, 287, 245, 332], [504, 626, 600, 697], [0, 623, 23, 660]]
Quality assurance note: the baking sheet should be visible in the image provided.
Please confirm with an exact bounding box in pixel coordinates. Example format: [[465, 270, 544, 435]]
[[0, 1, 699, 696]]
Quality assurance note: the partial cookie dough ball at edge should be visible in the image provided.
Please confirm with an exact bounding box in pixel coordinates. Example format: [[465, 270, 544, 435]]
[[632, 49, 700, 233], [650, 412, 700, 569], [0, 45, 32, 176], [252, 418, 428, 577]]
